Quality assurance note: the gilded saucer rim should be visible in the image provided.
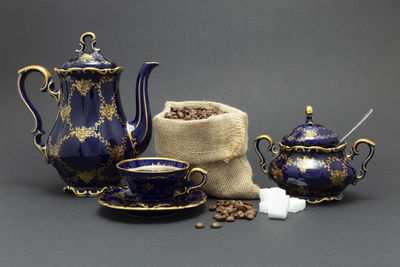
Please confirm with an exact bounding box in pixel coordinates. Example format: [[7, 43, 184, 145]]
[[98, 188, 207, 211]]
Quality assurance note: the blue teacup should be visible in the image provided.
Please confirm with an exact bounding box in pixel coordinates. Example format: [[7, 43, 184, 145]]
[[116, 157, 207, 202]]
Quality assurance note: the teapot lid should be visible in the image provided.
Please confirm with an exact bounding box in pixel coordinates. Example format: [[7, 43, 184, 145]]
[[58, 32, 118, 70], [281, 106, 340, 147]]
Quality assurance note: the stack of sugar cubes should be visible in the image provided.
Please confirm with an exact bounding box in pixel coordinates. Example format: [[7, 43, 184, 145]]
[[259, 187, 306, 220]]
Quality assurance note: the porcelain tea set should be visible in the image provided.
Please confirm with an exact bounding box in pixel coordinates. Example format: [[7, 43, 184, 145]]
[[17, 32, 376, 212]]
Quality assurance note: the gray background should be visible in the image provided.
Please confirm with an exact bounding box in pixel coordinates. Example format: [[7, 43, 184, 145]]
[[1, 0, 399, 266]]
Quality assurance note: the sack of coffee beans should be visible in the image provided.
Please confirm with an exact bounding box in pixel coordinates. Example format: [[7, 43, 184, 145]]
[[154, 101, 259, 199]]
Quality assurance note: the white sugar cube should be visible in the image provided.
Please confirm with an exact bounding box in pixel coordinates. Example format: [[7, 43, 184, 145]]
[[269, 194, 290, 205], [260, 187, 286, 203], [259, 188, 270, 202], [268, 204, 288, 220], [288, 197, 306, 213], [269, 187, 286, 196], [259, 201, 270, 214], [268, 194, 290, 220]]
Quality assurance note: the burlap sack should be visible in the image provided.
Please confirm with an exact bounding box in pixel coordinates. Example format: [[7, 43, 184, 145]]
[[154, 101, 259, 199]]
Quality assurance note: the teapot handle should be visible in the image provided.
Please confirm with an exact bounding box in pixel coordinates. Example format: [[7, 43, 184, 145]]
[[17, 65, 61, 162], [254, 135, 278, 175], [346, 138, 376, 184]]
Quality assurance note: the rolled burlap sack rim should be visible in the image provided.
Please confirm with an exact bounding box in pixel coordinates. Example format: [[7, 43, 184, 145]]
[[154, 101, 249, 164]]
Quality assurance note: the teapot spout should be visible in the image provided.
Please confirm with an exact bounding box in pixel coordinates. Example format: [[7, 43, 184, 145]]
[[128, 62, 159, 156]]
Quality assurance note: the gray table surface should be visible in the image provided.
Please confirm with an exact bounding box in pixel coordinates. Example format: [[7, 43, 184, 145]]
[[1, 0, 399, 266]]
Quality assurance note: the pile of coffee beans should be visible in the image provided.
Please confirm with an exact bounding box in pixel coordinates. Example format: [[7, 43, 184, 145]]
[[164, 106, 225, 120], [195, 200, 257, 229], [211, 200, 257, 222]]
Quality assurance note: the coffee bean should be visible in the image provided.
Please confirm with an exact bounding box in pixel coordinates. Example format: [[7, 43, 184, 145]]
[[223, 207, 233, 215], [210, 222, 222, 229], [244, 201, 253, 206], [239, 205, 247, 212], [216, 206, 225, 213], [243, 205, 252, 211], [213, 213, 226, 221], [216, 200, 224, 206], [226, 216, 235, 222], [245, 210, 256, 218], [195, 222, 205, 229], [246, 214, 255, 220], [208, 205, 217, 211], [238, 211, 245, 219]]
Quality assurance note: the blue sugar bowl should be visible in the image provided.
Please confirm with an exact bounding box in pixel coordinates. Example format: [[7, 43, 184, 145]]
[[254, 106, 376, 203]]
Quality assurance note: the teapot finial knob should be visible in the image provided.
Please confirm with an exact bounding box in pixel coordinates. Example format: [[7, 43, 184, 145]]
[[76, 32, 101, 53], [305, 105, 313, 124]]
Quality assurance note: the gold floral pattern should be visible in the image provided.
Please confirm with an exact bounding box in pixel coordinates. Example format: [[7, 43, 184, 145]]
[[297, 186, 310, 195], [330, 170, 347, 185], [296, 156, 310, 173], [76, 171, 94, 184], [284, 155, 325, 173], [284, 126, 338, 142], [48, 142, 60, 157], [109, 145, 125, 161], [59, 105, 71, 121], [320, 156, 349, 185], [77, 53, 95, 62], [65, 52, 112, 65], [100, 103, 117, 121], [72, 126, 97, 143], [71, 79, 95, 96], [270, 165, 283, 182], [304, 129, 317, 138], [70, 79, 94, 96]]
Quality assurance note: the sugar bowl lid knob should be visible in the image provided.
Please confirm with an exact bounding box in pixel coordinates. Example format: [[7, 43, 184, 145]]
[[305, 105, 313, 124]]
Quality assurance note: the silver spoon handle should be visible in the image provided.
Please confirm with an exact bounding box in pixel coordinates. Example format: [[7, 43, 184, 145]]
[[339, 108, 373, 144]]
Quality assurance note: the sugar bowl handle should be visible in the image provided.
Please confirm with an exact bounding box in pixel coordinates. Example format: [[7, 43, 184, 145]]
[[254, 135, 278, 175], [347, 138, 376, 184], [17, 65, 61, 163]]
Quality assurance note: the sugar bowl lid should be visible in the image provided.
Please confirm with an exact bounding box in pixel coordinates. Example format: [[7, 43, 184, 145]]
[[58, 32, 118, 70], [281, 106, 340, 148]]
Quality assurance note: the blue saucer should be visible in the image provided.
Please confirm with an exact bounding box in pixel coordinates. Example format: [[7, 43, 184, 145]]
[[98, 187, 207, 212]]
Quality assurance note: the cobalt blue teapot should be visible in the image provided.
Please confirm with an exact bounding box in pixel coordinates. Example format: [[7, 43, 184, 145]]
[[254, 106, 376, 203], [17, 32, 159, 196]]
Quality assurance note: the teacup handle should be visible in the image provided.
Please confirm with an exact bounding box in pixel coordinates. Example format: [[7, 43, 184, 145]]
[[185, 168, 208, 193], [173, 168, 208, 197]]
